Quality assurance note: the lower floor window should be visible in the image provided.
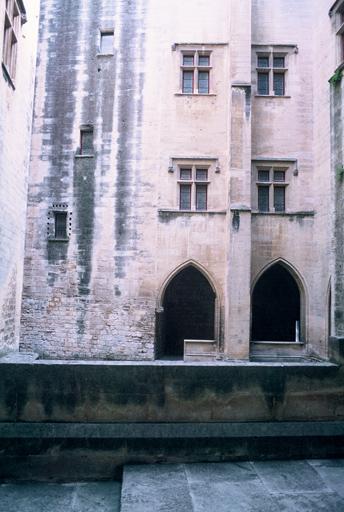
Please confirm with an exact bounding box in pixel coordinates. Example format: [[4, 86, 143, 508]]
[[256, 167, 288, 212], [179, 166, 209, 210]]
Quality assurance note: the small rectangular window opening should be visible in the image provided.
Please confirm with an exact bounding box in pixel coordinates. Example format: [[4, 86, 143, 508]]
[[183, 54, 194, 66], [257, 72, 269, 95], [258, 186, 270, 212], [198, 71, 209, 94], [258, 170, 270, 182], [182, 70, 194, 93], [274, 186, 286, 212], [198, 54, 210, 66], [54, 211, 67, 239], [180, 168, 192, 180], [196, 184, 207, 210], [80, 127, 94, 155], [273, 170, 286, 182], [273, 73, 285, 96], [196, 169, 208, 181], [100, 30, 114, 54], [180, 184, 192, 210], [257, 56, 269, 68]]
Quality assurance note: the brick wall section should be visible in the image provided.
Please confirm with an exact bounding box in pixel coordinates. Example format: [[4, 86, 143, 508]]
[[0, 1, 39, 355]]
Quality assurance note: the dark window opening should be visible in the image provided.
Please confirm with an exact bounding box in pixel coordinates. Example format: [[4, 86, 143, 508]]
[[273, 56, 285, 68], [258, 186, 269, 212], [161, 266, 216, 358], [274, 186, 285, 212], [196, 168, 208, 181], [183, 54, 194, 66], [180, 184, 191, 210], [196, 184, 207, 210], [273, 170, 285, 182], [258, 170, 270, 182], [80, 127, 94, 155], [182, 70, 194, 93], [100, 31, 114, 54], [54, 212, 67, 239], [198, 54, 210, 66], [273, 72, 285, 96], [257, 72, 269, 95], [257, 56, 269, 68], [198, 71, 209, 94], [252, 263, 301, 342], [180, 168, 192, 180]]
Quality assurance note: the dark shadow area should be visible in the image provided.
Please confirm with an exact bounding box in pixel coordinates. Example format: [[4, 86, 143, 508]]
[[252, 263, 301, 342], [161, 266, 216, 358]]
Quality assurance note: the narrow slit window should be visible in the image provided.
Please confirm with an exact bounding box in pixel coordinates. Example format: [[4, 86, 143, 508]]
[[274, 186, 286, 212], [180, 184, 192, 210], [258, 186, 270, 212], [198, 71, 209, 94], [80, 127, 94, 155], [196, 184, 207, 210], [258, 72, 269, 95], [54, 212, 67, 239], [100, 31, 114, 54]]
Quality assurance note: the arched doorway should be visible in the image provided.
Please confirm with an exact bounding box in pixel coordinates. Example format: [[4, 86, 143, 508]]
[[252, 263, 301, 342], [161, 266, 216, 358]]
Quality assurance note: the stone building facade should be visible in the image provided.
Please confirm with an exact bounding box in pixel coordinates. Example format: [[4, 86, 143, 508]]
[[12, 0, 343, 361], [0, 0, 39, 355]]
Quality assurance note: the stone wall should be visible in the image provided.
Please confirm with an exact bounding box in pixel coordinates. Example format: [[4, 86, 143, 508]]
[[0, 1, 39, 355], [20, 0, 233, 359]]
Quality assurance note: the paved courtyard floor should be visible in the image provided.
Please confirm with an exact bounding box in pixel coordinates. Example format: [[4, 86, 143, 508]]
[[1, 459, 344, 511]]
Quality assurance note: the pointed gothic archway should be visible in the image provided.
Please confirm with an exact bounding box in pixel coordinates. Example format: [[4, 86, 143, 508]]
[[158, 265, 216, 358], [251, 262, 303, 342]]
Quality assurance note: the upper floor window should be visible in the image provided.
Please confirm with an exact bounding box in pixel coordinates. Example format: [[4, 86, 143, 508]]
[[99, 29, 114, 55], [2, 0, 26, 85], [256, 52, 287, 96], [179, 166, 209, 210], [79, 125, 94, 155], [256, 166, 289, 213], [181, 51, 211, 94]]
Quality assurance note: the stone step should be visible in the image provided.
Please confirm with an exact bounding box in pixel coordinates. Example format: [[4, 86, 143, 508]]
[[120, 461, 344, 512]]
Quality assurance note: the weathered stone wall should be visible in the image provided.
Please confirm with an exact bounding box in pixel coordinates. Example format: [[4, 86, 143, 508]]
[[251, 0, 332, 358], [20, 0, 233, 359], [0, 360, 343, 423], [20, 0, 339, 360], [0, 1, 39, 356]]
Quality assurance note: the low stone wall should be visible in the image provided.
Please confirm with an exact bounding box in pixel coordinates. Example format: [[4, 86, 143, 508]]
[[0, 358, 344, 480]]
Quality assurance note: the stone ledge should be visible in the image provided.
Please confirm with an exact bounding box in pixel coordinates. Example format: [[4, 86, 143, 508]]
[[1, 421, 344, 439]]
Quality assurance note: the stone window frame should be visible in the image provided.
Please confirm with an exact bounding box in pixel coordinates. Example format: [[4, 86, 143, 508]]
[[329, 0, 344, 66], [252, 161, 297, 213], [98, 28, 114, 56], [178, 165, 210, 211], [180, 49, 212, 95], [252, 44, 297, 98], [75, 124, 95, 158], [172, 43, 229, 97], [2, 0, 27, 88], [47, 204, 72, 242]]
